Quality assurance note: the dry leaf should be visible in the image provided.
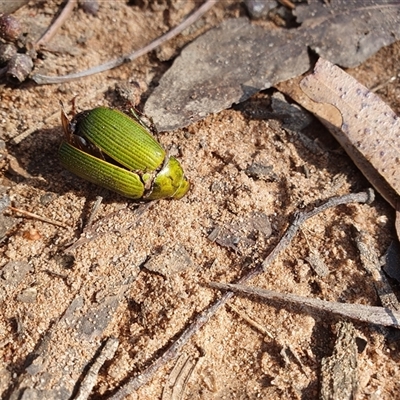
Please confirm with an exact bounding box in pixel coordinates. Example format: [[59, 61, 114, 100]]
[[145, 17, 310, 131], [299, 58, 400, 239], [277, 58, 400, 240], [300, 58, 400, 207], [145, 1, 400, 131]]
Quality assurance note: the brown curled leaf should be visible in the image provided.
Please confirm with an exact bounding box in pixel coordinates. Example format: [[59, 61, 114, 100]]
[[296, 59, 400, 212]]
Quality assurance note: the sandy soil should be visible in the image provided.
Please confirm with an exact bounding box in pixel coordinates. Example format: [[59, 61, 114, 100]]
[[0, 1, 399, 399]]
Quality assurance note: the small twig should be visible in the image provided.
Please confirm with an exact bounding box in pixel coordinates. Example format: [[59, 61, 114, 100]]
[[261, 189, 375, 271], [64, 202, 152, 253], [108, 190, 373, 399], [320, 321, 358, 399], [353, 227, 400, 311], [64, 205, 128, 253], [162, 353, 197, 400], [209, 282, 400, 329], [74, 337, 119, 400], [9, 206, 69, 228], [277, 0, 295, 9], [227, 304, 273, 338], [32, 0, 217, 84], [109, 289, 235, 400], [85, 196, 103, 230], [35, 0, 77, 48], [371, 76, 396, 93]]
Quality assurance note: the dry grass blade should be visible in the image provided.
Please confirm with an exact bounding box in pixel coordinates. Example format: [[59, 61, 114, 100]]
[[32, 0, 217, 84], [8, 206, 69, 228], [35, 0, 77, 48]]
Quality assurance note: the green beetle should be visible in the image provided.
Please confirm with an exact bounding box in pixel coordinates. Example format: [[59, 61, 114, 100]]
[[59, 107, 190, 200]]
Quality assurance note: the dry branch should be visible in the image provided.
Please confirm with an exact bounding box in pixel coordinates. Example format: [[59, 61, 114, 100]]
[[109, 190, 374, 398]]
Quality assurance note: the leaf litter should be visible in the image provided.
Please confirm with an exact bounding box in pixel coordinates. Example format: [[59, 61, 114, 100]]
[[1, 1, 400, 399], [145, 0, 400, 131], [277, 57, 400, 239]]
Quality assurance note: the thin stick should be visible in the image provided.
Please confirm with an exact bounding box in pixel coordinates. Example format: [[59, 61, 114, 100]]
[[109, 291, 234, 400], [227, 304, 274, 338], [108, 189, 374, 399], [85, 196, 103, 229], [209, 282, 400, 329], [74, 337, 119, 400], [354, 227, 400, 311], [32, 0, 217, 84], [35, 0, 77, 47], [64, 202, 152, 253], [261, 189, 375, 271], [9, 206, 69, 228], [278, 0, 295, 10]]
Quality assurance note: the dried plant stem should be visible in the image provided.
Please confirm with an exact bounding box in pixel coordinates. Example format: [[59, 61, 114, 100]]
[[108, 189, 374, 399], [278, 0, 295, 10], [32, 0, 217, 84], [35, 0, 77, 47], [260, 189, 375, 272], [209, 282, 400, 329], [109, 291, 234, 400], [74, 337, 119, 400], [354, 227, 400, 311], [9, 206, 69, 228], [85, 196, 103, 229], [64, 202, 152, 253]]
